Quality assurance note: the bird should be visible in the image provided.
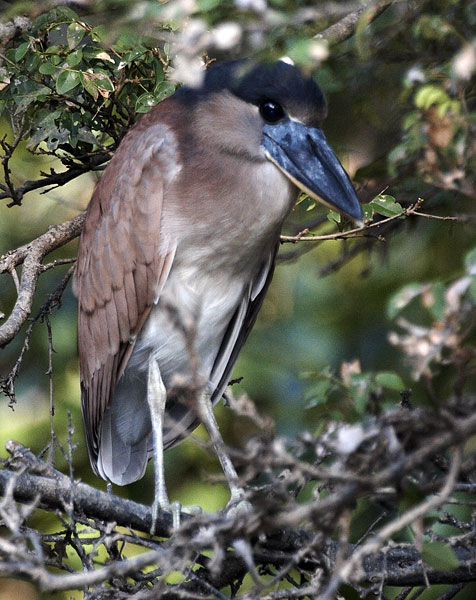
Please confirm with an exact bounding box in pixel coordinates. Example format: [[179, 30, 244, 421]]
[[75, 58, 362, 526]]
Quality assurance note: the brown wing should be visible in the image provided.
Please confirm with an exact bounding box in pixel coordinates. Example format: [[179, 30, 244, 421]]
[[76, 122, 179, 473]]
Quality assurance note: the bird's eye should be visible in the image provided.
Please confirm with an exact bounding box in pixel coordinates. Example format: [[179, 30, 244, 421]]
[[259, 101, 285, 124]]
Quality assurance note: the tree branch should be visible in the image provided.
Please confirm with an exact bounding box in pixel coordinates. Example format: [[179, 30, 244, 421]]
[[315, 0, 396, 45], [2, 401, 476, 594], [0, 441, 174, 536], [280, 200, 422, 243], [0, 213, 85, 349]]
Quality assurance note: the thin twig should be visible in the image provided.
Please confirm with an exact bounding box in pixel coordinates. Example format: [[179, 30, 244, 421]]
[[280, 200, 422, 243], [0, 265, 75, 402], [279, 202, 465, 244]]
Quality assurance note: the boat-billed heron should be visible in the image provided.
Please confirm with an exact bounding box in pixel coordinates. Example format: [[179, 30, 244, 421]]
[[76, 59, 362, 523]]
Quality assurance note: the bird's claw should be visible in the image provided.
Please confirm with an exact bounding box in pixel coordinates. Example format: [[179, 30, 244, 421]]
[[225, 490, 253, 519], [151, 500, 202, 534]]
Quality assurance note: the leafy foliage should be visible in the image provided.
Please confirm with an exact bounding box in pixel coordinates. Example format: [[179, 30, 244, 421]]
[[387, 7, 476, 196], [0, 7, 173, 167]]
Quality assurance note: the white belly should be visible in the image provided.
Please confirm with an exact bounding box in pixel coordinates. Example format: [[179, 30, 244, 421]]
[[128, 262, 246, 388]]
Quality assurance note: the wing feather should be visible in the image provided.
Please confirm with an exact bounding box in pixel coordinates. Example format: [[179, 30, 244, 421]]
[[105, 298, 120, 354], [210, 242, 279, 404], [76, 122, 179, 472]]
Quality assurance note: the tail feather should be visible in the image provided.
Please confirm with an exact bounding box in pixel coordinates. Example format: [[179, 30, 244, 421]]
[[97, 372, 152, 485]]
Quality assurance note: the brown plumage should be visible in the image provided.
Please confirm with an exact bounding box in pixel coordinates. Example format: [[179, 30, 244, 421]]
[[77, 113, 178, 477], [76, 60, 362, 507]]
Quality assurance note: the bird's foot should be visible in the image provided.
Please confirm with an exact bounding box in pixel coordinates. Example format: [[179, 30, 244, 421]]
[[225, 489, 253, 519], [151, 499, 201, 533]]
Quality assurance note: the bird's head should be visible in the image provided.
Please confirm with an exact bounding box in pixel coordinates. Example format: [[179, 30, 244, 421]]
[[176, 59, 362, 224]]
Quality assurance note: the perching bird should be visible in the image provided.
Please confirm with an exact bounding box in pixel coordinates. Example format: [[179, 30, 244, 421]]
[[75, 59, 362, 522]]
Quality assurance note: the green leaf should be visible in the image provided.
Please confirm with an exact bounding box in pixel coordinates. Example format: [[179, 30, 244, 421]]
[[5, 47, 16, 62], [152, 58, 165, 84], [349, 374, 372, 415], [361, 203, 373, 221], [135, 92, 159, 113], [15, 42, 30, 62], [28, 123, 59, 148], [36, 109, 62, 127], [422, 542, 460, 571], [327, 209, 341, 224], [45, 45, 61, 55], [67, 22, 85, 50], [369, 194, 403, 217], [90, 72, 114, 97], [93, 71, 114, 89], [91, 25, 107, 42], [414, 84, 449, 110], [306, 201, 316, 212], [80, 72, 99, 100], [115, 30, 143, 52], [24, 53, 40, 73], [122, 48, 148, 64], [375, 372, 404, 391], [436, 99, 460, 117], [305, 378, 332, 408], [13, 86, 51, 114], [46, 126, 69, 151], [422, 510, 443, 529], [402, 111, 419, 130], [56, 70, 80, 94], [77, 127, 98, 145], [155, 81, 176, 100], [39, 61, 57, 75], [56, 5, 78, 19], [387, 283, 425, 319], [399, 480, 424, 512], [32, 12, 49, 31], [66, 49, 83, 67]]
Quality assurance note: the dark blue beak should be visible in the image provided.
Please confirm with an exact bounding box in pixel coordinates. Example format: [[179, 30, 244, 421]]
[[263, 120, 363, 224]]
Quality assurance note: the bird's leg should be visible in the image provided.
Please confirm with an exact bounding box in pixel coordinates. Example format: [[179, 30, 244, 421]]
[[147, 357, 181, 532], [197, 391, 251, 515]]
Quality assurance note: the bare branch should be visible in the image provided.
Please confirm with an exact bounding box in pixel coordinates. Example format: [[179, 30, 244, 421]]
[[40, 258, 77, 273], [315, 0, 396, 45], [2, 399, 476, 594], [0, 441, 173, 536], [0, 213, 85, 349], [0, 116, 27, 206], [1, 265, 75, 402]]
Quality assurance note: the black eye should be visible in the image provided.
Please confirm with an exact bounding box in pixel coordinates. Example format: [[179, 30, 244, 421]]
[[259, 101, 285, 124]]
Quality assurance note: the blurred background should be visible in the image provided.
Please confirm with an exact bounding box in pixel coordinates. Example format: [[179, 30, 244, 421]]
[[0, 0, 475, 598]]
